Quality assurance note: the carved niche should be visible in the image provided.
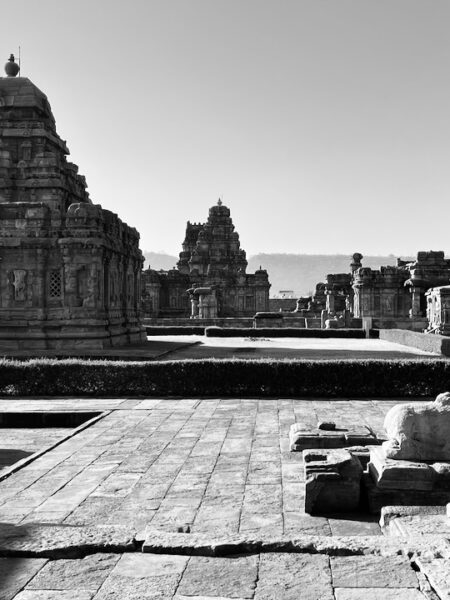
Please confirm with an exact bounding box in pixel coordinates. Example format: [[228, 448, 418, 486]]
[[11, 269, 27, 302]]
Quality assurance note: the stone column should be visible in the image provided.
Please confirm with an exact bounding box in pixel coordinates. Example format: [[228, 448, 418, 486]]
[[409, 286, 422, 318], [190, 294, 199, 318], [326, 291, 335, 313]]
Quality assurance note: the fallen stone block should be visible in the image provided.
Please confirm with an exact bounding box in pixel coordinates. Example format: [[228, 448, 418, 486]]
[[364, 473, 450, 514], [368, 447, 435, 491], [304, 449, 363, 515], [0, 522, 136, 558], [290, 423, 382, 452]]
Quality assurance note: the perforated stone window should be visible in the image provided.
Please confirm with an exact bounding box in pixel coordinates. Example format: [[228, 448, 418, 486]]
[[49, 270, 62, 299]]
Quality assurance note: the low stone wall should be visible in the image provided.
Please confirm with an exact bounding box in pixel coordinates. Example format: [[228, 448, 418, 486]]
[[143, 317, 254, 328], [372, 318, 428, 331], [380, 329, 450, 357]]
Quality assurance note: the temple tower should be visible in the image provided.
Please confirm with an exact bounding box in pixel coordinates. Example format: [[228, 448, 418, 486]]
[[0, 55, 146, 348]]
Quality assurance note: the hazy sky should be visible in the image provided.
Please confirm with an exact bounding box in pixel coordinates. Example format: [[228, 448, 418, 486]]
[[4, 1, 450, 258]]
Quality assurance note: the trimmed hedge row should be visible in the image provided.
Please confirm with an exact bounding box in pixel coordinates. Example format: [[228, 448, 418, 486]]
[[146, 326, 205, 336], [205, 327, 366, 338], [0, 358, 448, 397]]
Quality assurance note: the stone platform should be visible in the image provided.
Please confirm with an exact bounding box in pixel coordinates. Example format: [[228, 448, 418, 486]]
[[0, 397, 445, 599]]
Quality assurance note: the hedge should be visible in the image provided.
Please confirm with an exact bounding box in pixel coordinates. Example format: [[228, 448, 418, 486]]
[[146, 326, 205, 336], [0, 358, 448, 397], [205, 327, 366, 338]]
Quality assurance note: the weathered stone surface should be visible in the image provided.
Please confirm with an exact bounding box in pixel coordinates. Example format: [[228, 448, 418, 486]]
[[177, 555, 258, 599], [254, 553, 333, 600], [368, 447, 435, 490], [0, 557, 47, 600], [290, 423, 380, 452], [386, 514, 450, 538], [415, 557, 450, 600], [0, 523, 136, 557], [380, 505, 446, 530], [383, 392, 450, 461], [304, 449, 362, 514], [93, 554, 188, 600], [26, 553, 119, 591], [334, 590, 426, 599], [328, 516, 381, 537], [331, 555, 419, 588], [283, 512, 332, 536], [365, 472, 450, 513], [14, 592, 94, 600], [143, 526, 450, 559], [111, 553, 189, 578]]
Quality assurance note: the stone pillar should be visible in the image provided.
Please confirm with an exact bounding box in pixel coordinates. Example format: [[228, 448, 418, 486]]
[[190, 296, 199, 318], [326, 291, 335, 313], [409, 286, 422, 318]]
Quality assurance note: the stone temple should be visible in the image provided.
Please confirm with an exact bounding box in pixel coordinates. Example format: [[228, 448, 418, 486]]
[[0, 55, 145, 348], [142, 200, 270, 319]]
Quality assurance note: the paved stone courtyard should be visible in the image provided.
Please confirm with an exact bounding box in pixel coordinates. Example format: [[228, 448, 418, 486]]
[[154, 335, 441, 360], [0, 396, 448, 598]]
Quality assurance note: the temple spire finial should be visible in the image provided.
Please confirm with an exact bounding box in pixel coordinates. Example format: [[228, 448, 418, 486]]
[[217, 197, 222, 206], [4, 54, 20, 77]]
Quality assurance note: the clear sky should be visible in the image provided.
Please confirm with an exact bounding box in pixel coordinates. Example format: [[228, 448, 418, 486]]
[[4, 1, 450, 257]]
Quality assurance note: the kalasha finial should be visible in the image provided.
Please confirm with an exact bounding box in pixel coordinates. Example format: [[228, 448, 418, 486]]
[[4, 54, 20, 77], [217, 198, 222, 206]]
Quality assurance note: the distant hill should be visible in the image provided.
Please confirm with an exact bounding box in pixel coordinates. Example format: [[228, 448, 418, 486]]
[[143, 250, 414, 297], [143, 251, 178, 271]]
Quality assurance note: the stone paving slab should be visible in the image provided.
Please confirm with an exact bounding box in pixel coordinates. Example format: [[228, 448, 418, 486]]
[[330, 555, 419, 588], [334, 590, 426, 599], [0, 397, 446, 598], [5, 552, 430, 600], [0, 398, 425, 538], [0, 557, 47, 600]]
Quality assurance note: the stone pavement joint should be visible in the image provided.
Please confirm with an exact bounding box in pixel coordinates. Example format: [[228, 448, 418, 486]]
[[1, 522, 450, 562]]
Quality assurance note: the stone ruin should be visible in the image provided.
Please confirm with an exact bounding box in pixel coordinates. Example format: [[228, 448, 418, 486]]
[[382, 392, 450, 461], [293, 393, 450, 515], [0, 55, 146, 348], [288, 251, 450, 333]]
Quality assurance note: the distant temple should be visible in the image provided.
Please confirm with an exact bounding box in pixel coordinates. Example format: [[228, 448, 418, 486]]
[[142, 200, 270, 318], [0, 55, 145, 348], [298, 251, 450, 332]]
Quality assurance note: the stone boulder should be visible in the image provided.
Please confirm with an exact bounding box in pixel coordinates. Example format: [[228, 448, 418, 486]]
[[383, 392, 450, 461]]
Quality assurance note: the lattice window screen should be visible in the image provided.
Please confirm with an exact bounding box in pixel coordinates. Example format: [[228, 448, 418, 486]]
[[49, 270, 62, 298]]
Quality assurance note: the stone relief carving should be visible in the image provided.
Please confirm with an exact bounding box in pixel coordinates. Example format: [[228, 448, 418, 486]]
[[383, 392, 450, 461], [11, 269, 27, 301]]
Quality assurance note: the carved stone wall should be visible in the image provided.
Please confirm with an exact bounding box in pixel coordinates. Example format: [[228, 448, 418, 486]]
[[0, 68, 145, 348]]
